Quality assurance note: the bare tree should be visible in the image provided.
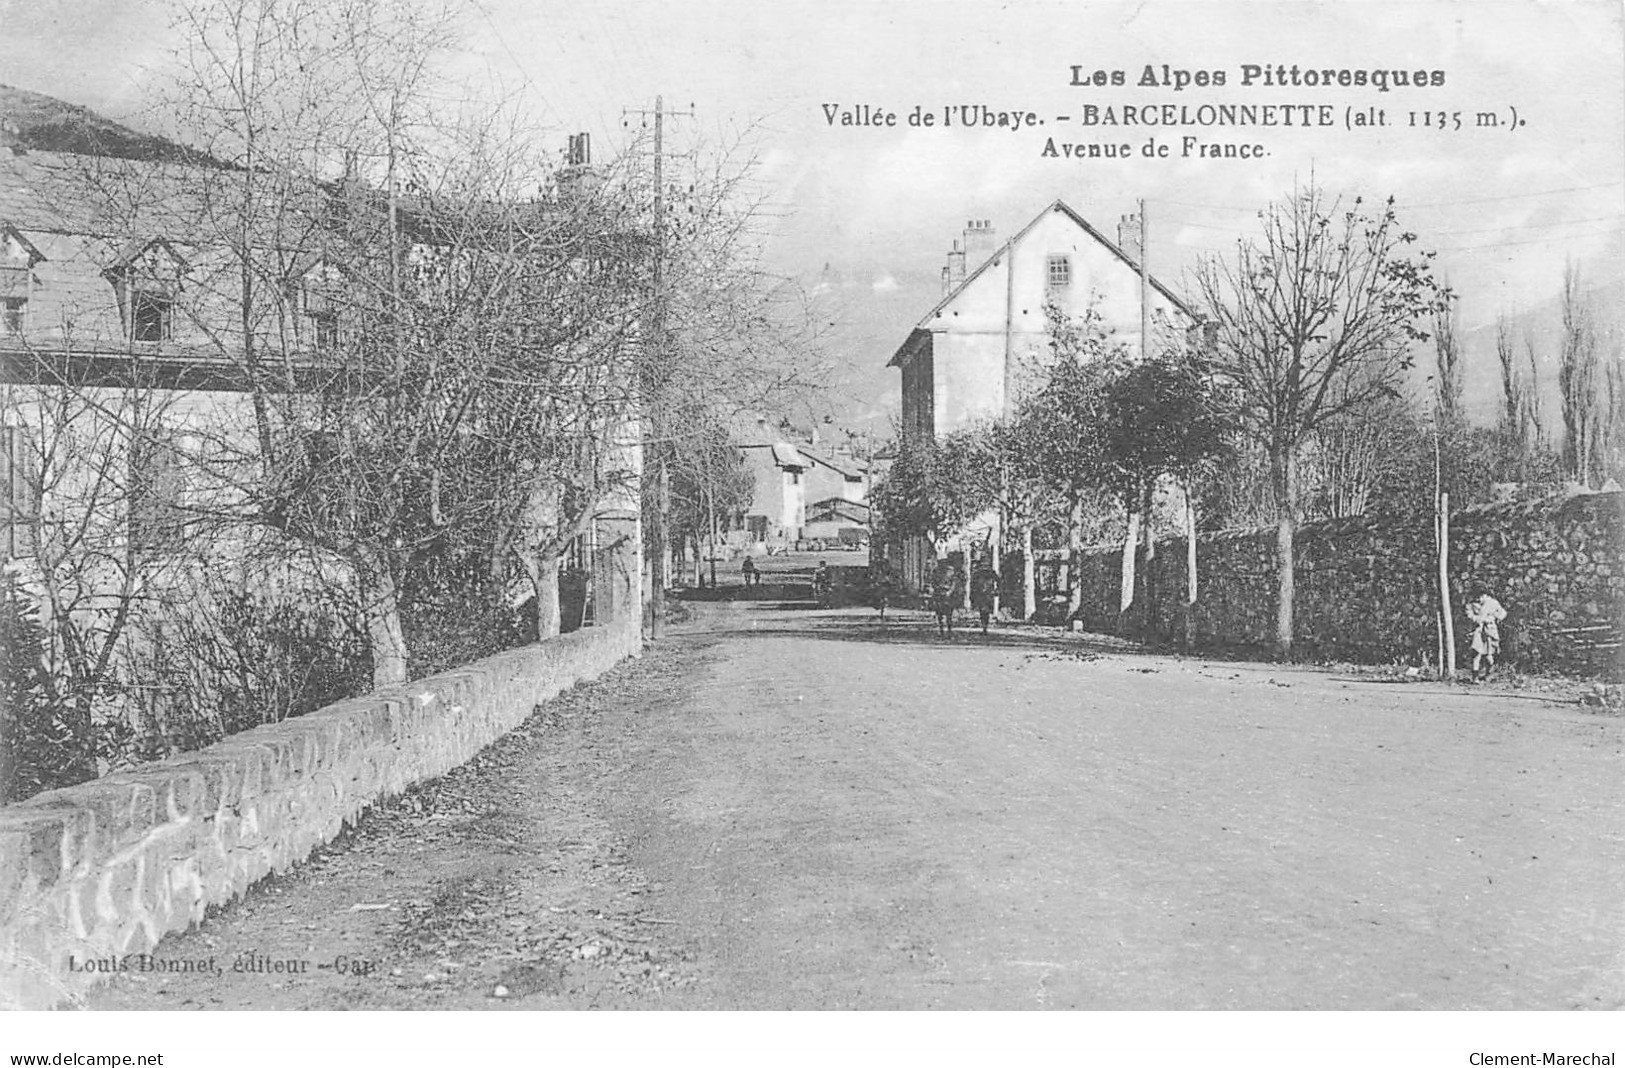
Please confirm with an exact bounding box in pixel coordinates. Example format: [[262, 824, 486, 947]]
[[1605, 331, 1625, 485], [1025, 302, 1124, 620], [1433, 294, 1465, 432], [152, 0, 825, 681], [1495, 314, 1529, 459], [1524, 336, 1546, 453], [1194, 183, 1448, 659], [153, 0, 675, 681], [948, 417, 1057, 620], [1559, 261, 1604, 487], [0, 368, 224, 789]]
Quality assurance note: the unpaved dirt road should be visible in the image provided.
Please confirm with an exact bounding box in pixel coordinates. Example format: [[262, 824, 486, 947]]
[[89, 602, 1625, 1010]]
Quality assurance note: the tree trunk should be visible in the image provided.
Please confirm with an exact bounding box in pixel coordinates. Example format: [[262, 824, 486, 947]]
[[1140, 479, 1157, 635], [63, 686, 99, 787], [530, 553, 562, 640], [1185, 481, 1198, 605], [1185, 483, 1198, 649], [1120, 509, 1140, 614], [1020, 523, 1036, 621], [709, 508, 719, 589], [1272, 448, 1297, 660], [360, 555, 409, 688], [1067, 496, 1085, 622], [0, 699, 13, 803], [648, 456, 669, 640]]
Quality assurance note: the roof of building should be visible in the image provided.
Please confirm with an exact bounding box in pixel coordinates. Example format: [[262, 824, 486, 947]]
[[741, 441, 809, 470], [796, 445, 865, 481], [770, 442, 808, 469], [889, 199, 1198, 368], [808, 497, 869, 522]]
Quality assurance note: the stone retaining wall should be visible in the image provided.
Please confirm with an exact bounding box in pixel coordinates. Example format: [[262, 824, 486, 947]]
[[0, 616, 640, 1009], [1056, 491, 1623, 674]]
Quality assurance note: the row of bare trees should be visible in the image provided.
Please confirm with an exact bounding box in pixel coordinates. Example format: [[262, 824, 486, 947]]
[[1, 0, 820, 801], [879, 183, 1594, 658], [881, 179, 1622, 659]]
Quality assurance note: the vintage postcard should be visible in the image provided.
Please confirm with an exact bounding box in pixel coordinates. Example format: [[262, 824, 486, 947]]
[[0, 0, 1620, 1063]]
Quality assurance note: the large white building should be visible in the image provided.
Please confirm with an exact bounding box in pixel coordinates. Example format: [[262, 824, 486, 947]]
[[885, 201, 1198, 588]]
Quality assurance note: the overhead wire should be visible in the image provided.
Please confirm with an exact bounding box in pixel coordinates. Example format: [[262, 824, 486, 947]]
[[1155, 179, 1625, 215]]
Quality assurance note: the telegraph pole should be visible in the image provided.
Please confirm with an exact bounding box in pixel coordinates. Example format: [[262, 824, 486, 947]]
[[624, 95, 693, 640], [1139, 197, 1150, 365]]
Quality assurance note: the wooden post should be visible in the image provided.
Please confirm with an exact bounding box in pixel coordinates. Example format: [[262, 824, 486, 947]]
[[1439, 491, 1456, 679], [709, 493, 719, 589], [1185, 483, 1198, 605]]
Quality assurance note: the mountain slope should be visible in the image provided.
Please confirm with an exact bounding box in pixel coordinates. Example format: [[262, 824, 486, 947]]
[[0, 83, 217, 165]]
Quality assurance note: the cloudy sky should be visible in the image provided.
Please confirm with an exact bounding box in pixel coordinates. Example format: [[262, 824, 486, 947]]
[[2, 0, 1621, 427]]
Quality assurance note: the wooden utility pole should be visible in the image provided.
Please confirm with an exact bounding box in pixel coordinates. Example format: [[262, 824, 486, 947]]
[[1139, 198, 1150, 365], [624, 95, 692, 640], [1121, 199, 1151, 617], [1433, 414, 1457, 679]]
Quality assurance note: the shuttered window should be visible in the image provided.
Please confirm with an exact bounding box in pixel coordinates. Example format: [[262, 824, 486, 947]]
[[129, 429, 186, 553], [0, 427, 38, 559]]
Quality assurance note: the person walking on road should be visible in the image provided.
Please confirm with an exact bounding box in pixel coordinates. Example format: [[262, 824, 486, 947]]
[[814, 561, 834, 608], [969, 561, 999, 635], [742, 556, 759, 589], [1466, 589, 1507, 679], [870, 561, 900, 620], [930, 559, 965, 638]]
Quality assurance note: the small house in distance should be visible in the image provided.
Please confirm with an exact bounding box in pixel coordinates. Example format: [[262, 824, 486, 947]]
[[804, 496, 870, 549], [735, 416, 870, 553]]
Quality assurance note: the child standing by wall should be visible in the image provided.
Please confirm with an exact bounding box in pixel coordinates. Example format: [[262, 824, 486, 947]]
[[1466, 590, 1508, 680]]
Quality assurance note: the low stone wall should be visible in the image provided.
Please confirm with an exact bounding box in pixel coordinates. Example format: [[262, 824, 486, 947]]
[[1058, 491, 1623, 674], [0, 616, 640, 1009]]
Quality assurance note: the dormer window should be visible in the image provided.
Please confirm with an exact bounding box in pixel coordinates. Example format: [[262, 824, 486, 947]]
[[291, 260, 346, 350], [131, 290, 173, 342], [104, 237, 187, 345], [1, 224, 44, 339], [1046, 254, 1072, 289], [299, 285, 338, 348]]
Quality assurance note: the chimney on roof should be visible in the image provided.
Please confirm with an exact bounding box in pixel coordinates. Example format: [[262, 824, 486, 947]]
[[962, 218, 997, 259], [941, 219, 996, 296], [1118, 213, 1143, 264], [942, 238, 967, 296], [558, 132, 602, 199]]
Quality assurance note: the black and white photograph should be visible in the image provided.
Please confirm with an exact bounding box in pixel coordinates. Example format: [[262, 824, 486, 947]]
[[0, 0, 1621, 1061]]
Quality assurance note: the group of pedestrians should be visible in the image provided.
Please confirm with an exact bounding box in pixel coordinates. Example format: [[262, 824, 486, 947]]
[[918, 557, 999, 637], [872, 556, 1515, 672]]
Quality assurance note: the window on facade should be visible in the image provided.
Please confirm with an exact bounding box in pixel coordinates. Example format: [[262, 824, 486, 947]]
[[1, 297, 23, 336], [131, 290, 173, 342], [309, 310, 339, 349], [129, 430, 187, 554], [1047, 254, 1072, 289], [297, 269, 346, 351], [0, 426, 39, 559]]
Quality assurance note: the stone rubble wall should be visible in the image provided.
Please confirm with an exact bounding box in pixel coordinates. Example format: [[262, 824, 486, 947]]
[[1061, 491, 1623, 674], [0, 615, 640, 1009]]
